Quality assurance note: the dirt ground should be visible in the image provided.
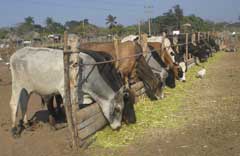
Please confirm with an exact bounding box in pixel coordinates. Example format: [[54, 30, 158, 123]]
[[1, 52, 240, 156]]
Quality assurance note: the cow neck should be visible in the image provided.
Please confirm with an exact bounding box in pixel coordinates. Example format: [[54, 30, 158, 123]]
[[147, 45, 168, 69]]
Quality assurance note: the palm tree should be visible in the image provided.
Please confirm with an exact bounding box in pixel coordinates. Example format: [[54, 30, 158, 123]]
[[106, 14, 117, 29]]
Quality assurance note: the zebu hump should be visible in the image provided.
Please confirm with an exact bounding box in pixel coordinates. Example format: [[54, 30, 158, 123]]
[[10, 47, 64, 95], [11, 47, 62, 61], [10, 47, 63, 69]]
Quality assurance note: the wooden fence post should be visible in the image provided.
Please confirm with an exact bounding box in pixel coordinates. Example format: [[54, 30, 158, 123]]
[[63, 31, 79, 149], [174, 35, 179, 54], [208, 32, 210, 41], [198, 32, 201, 43], [192, 33, 196, 45], [138, 20, 141, 41], [113, 36, 120, 68], [185, 33, 189, 62]]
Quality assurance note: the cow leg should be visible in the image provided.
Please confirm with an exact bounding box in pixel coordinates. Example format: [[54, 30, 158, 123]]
[[10, 88, 29, 138], [44, 96, 57, 130], [19, 89, 30, 127], [159, 82, 166, 99], [55, 95, 63, 120], [10, 88, 20, 137]]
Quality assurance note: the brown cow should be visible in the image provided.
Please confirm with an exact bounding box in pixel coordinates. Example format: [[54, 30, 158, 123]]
[[79, 40, 163, 100], [121, 34, 183, 81], [80, 41, 138, 83]]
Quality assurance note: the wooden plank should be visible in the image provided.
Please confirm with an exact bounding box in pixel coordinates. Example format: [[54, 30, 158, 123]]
[[76, 103, 102, 123], [77, 111, 107, 130], [78, 113, 107, 140], [131, 81, 145, 92]]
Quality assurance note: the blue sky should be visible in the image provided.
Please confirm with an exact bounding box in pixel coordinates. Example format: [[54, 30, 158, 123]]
[[0, 0, 239, 27]]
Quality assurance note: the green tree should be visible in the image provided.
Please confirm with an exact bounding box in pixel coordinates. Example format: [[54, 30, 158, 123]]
[[0, 28, 8, 39], [16, 16, 35, 36], [45, 17, 64, 34], [173, 5, 183, 29], [110, 24, 124, 36], [106, 14, 117, 29], [124, 25, 138, 35], [46, 17, 54, 27], [24, 16, 35, 25]]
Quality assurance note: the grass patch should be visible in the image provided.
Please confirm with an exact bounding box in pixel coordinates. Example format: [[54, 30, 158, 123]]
[[92, 52, 225, 148]]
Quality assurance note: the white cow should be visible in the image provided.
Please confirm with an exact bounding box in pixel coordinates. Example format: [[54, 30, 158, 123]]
[[9, 47, 125, 137]]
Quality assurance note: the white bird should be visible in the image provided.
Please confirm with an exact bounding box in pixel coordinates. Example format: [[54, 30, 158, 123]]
[[196, 68, 206, 79]]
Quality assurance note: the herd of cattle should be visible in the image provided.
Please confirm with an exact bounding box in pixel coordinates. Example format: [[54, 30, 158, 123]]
[[9, 32, 220, 138]]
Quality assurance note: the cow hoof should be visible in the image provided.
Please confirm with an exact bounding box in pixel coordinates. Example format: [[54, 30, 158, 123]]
[[24, 121, 35, 131], [11, 127, 18, 138], [11, 127, 22, 138], [48, 116, 57, 131], [24, 120, 32, 128], [54, 123, 67, 130], [49, 124, 57, 131]]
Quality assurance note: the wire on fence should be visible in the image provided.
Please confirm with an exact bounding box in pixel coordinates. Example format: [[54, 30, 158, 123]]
[[64, 38, 210, 66]]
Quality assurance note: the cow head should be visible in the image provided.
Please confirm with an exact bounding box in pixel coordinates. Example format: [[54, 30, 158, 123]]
[[166, 63, 184, 87], [80, 52, 126, 130], [178, 62, 187, 82], [108, 87, 125, 129], [166, 67, 176, 88], [198, 51, 209, 62]]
